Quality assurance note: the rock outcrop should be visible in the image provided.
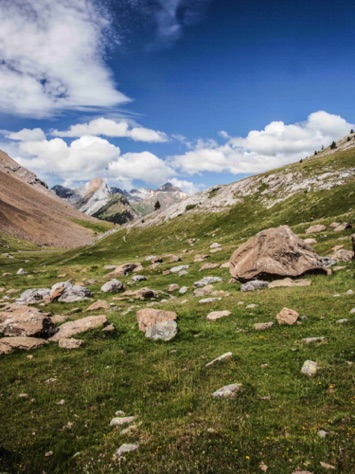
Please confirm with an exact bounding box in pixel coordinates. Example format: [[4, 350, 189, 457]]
[[230, 226, 326, 281], [0, 304, 57, 338]]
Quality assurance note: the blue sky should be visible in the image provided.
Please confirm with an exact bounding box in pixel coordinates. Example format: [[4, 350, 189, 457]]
[[0, 0, 354, 193]]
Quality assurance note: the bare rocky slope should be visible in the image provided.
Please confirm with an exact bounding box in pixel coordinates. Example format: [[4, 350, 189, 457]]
[[0, 150, 98, 248]]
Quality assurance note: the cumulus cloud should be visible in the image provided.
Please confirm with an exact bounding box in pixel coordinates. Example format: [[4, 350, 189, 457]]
[[7, 128, 46, 142], [172, 111, 354, 175], [52, 118, 168, 143], [0, 0, 129, 117], [169, 178, 203, 195]]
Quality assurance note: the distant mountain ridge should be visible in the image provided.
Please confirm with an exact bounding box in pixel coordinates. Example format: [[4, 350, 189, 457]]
[[51, 179, 189, 224]]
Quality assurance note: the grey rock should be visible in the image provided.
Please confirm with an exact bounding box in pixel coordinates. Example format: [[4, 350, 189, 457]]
[[207, 310, 231, 320], [58, 338, 83, 349], [170, 265, 189, 273], [199, 297, 222, 304], [212, 383, 242, 398], [336, 318, 348, 324], [320, 257, 337, 267], [51, 281, 91, 303], [178, 270, 188, 277], [302, 337, 326, 344], [132, 275, 147, 282], [350, 308, 355, 314], [241, 280, 268, 292], [115, 443, 139, 457], [145, 320, 178, 341], [101, 279, 125, 293], [194, 277, 222, 288], [17, 268, 26, 275], [206, 352, 232, 367], [318, 430, 328, 438], [17, 288, 51, 304], [179, 286, 188, 294], [246, 304, 258, 309], [110, 416, 136, 426], [301, 360, 318, 376], [254, 322, 274, 330]]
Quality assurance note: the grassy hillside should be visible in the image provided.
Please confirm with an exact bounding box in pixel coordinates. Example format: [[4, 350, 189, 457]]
[[0, 149, 354, 473]]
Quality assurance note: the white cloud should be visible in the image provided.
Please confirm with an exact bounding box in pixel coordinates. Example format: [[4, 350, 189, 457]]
[[7, 128, 46, 142], [52, 118, 168, 143], [0, 0, 129, 117], [172, 111, 354, 175], [169, 178, 203, 195]]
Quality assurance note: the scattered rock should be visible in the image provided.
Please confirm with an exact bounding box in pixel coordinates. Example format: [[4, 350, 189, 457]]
[[17, 288, 51, 304], [346, 289, 354, 295], [304, 238, 317, 244], [246, 304, 258, 309], [86, 300, 110, 311], [145, 320, 178, 341], [336, 318, 348, 324], [207, 310, 231, 321], [49, 315, 107, 341], [168, 255, 182, 263], [210, 242, 222, 249], [319, 461, 336, 470], [179, 286, 188, 294], [268, 278, 311, 288], [291, 471, 313, 474], [194, 277, 222, 288], [123, 288, 159, 300], [58, 338, 83, 349], [101, 279, 125, 293], [132, 275, 147, 282], [17, 268, 26, 275], [51, 315, 70, 324], [51, 281, 91, 303], [105, 263, 139, 278], [0, 336, 48, 354], [306, 224, 326, 234], [329, 249, 353, 263], [168, 284, 180, 292], [254, 322, 274, 330], [302, 337, 326, 344], [136, 308, 177, 332], [241, 280, 268, 292], [170, 265, 189, 273], [194, 254, 210, 262], [193, 285, 214, 297], [318, 430, 328, 438], [110, 416, 137, 426], [115, 443, 139, 458], [0, 304, 57, 338], [102, 323, 115, 332], [350, 308, 355, 314], [333, 223, 351, 232], [230, 226, 326, 281], [206, 352, 232, 367], [301, 360, 318, 376], [220, 262, 230, 269], [276, 307, 299, 325], [199, 298, 222, 304], [212, 383, 242, 398], [200, 263, 220, 271], [104, 265, 117, 271], [179, 270, 188, 277]]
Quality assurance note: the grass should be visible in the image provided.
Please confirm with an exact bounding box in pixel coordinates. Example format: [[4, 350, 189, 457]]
[[0, 149, 354, 473]]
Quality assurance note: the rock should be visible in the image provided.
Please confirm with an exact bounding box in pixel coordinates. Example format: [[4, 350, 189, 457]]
[[319, 461, 336, 470], [17, 288, 51, 304], [210, 242, 222, 249], [105, 263, 139, 278], [230, 226, 326, 281], [350, 308, 355, 314], [179, 286, 188, 294], [0, 304, 57, 338], [194, 277, 222, 288], [306, 224, 326, 234], [329, 222, 340, 229], [332, 265, 346, 271], [210, 247, 222, 253], [268, 278, 311, 288], [110, 416, 137, 426], [17, 268, 26, 275], [58, 338, 83, 349], [301, 360, 318, 376], [254, 322, 274, 330], [200, 263, 220, 271], [145, 320, 178, 341], [193, 285, 214, 297], [51, 315, 70, 324], [304, 238, 317, 244], [207, 310, 231, 321], [292, 471, 313, 474], [206, 352, 233, 367], [104, 265, 117, 270], [168, 284, 180, 292], [194, 254, 210, 262], [336, 318, 348, 324], [151, 256, 163, 264], [168, 255, 182, 263], [0, 336, 48, 354], [329, 249, 353, 263], [51, 281, 91, 303], [220, 262, 230, 268], [241, 280, 268, 292], [102, 323, 115, 332], [132, 275, 147, 282], [179, 270, 188, 277], [123, 288, 158, 300], [86, 300, 110, 311], [246, 304, 258, 309], [318, 430, 328, 438], [49, 315, 107, 341], [302, 337, 326, 344], [101, 279, 125, 293], [346, 289, 354, 295], [115, 443, 139, 458], [212, 383, 242, 398], [199, 298, 222, 304], [170, 265, 189, 273], [136, 308, 177, 332], [276, 307, 299, 325], [50, 285, 66, 302], [334, 223, 351, 232]]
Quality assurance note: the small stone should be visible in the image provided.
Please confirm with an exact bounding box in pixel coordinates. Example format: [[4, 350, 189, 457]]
[[179, 270, 188, 277], [199, 298, 222, 304], [212, 383, 242, 398], [210, 242, 221, 249], [318, 430, 328, 438], [304, 238, 317, 244], [58, 338, 83, 349], [115, 410, 125, 416], [132, 275, 147, 282], [168, 284, 180, 292], [19, 393, 29, 398], [206, 310, 231, 321], [45, 451, 53, 457], [320, 461, 335, 470], [86, 300, 110, 311], [170, 265, 189, 273], [101, 279, 125, 293], [306, 224, 326, 234], [17, 268, 26, 275], [56, 399, 65, 405], [179, 286, 188, 294], [115, 443, 139, 457], [301, 360, 318, 376], [206, 352, 232, 367], [276, 307, 299, 325], [200, 263, 220, 271], [254, 322, 274, 331], [302, 337, 326, 344], [246, 304, 258, 309], [102, 324, 115, 332], [346, 289, 354, 295], [350, 308, 355, 314], [241, 280, 268, 292], [194, 277, 222, 288], [292, 471, 313, 474], [110, 416, 136, 426]]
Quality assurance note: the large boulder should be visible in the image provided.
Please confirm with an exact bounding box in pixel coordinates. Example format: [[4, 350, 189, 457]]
[[0, 336, 48, 354], [0, 304, 57, 338], [229, 226, 327, 282], [17, 288, 51, 305], [136, 308, 177, 332], [49, 315, 108, 341], [51, 281, 92, 303], [145, 320, 178, 341]]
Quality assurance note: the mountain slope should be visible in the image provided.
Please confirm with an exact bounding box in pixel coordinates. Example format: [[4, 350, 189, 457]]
[[0, 150, 99, 248]]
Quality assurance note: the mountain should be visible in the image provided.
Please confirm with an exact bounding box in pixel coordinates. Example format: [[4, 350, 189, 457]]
[[0, 150, 99, 248], [51, 180, 188, 224]]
